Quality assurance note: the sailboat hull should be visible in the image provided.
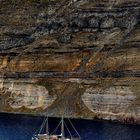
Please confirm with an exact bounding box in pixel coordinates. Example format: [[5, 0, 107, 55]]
[[32, 135, 80, 140]]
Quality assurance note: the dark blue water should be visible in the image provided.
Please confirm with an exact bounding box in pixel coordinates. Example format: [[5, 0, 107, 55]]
[[0, 113, 140, 140]]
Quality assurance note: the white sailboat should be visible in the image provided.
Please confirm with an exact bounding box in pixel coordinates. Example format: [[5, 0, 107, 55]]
[[31, 116, 81, 140]]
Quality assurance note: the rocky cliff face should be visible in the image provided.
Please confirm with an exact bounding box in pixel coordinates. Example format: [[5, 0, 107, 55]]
[[0, 0, 140, 124]]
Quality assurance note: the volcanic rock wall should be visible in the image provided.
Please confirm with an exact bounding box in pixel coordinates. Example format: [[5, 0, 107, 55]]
[[0, 0, 140, 123]]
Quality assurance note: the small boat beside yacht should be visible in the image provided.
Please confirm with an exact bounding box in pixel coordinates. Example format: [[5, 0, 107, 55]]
[[31, 116, 81, 140]]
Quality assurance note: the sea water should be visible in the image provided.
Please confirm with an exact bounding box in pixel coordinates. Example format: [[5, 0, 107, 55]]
[[0, 113, 140, 140]]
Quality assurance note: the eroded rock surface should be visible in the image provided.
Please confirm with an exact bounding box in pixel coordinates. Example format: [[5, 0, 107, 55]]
[[0, 0, 140, 123]]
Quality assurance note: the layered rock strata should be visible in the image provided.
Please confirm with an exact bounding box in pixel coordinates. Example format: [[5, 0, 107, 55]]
[[0, 0, 140, 123]]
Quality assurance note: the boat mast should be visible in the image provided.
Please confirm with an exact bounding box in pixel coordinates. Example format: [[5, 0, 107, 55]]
[[46, 117, 49, 135], [61, 116, 65, 139]]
